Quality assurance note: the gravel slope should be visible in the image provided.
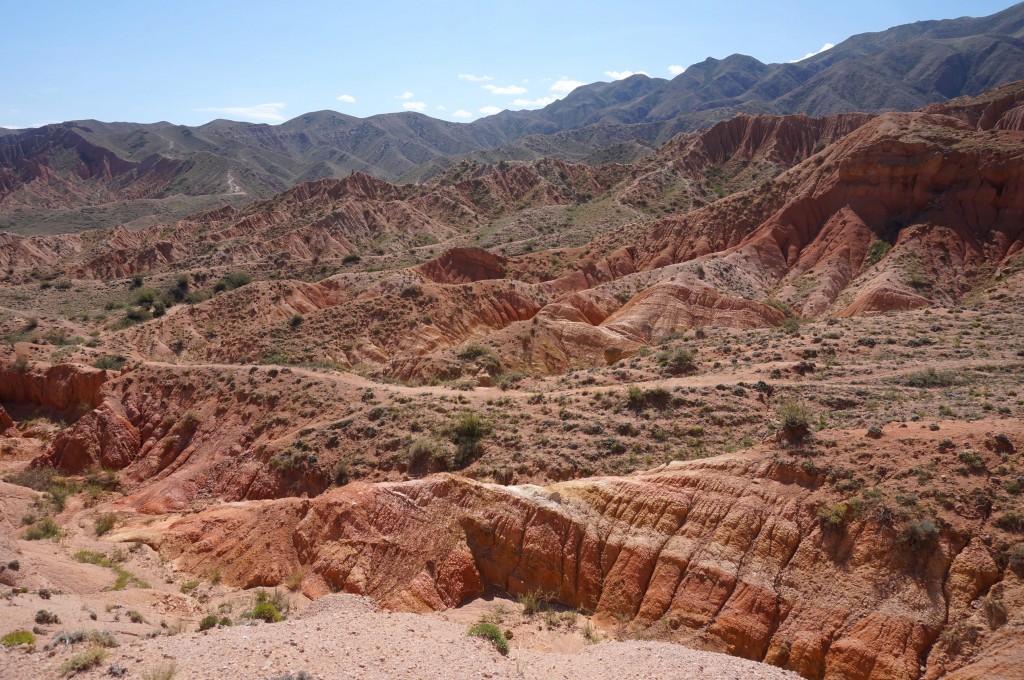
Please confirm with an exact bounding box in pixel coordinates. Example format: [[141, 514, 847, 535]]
[[1, 594, 800, 679]]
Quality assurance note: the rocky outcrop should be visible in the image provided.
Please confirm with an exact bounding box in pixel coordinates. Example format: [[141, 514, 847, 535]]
[[0, 360, 109, 413], [417, 247, 508, 284], [0, 403, 14, 433], [41, 397, 140, 472], [151, 429, 1024, 680], [923, 79, 1024, 132]]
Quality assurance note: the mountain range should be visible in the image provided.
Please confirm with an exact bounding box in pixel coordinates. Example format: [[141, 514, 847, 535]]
[[1, 2, 1023, 235]]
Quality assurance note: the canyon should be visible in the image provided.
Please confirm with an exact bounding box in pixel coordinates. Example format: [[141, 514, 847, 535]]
[[0, 73, 1023, 680]]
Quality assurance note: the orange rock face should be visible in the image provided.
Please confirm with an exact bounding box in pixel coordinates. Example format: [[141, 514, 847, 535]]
[[151, 421, 1024, 680], [0, 360, 109, 414]]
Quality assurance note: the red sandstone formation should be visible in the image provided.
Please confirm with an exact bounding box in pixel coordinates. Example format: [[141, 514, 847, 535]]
[[147, 421, 1024, 680]]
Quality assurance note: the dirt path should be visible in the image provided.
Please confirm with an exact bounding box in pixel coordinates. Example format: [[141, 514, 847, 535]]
[[138, 356, 1021, 405]]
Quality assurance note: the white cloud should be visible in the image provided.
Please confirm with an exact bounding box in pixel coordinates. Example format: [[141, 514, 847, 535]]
[[458, 73, 492, 82], [397, 91, 415, 99], [549, 78, 585, 95], [790, 43, 835, 63], [335, 94, 356, 103], [604, 70, 648, 80], [512, 96, 557, 108], [452, 109, 472, 119], [668, 64, 686, 75], [479, 106, 502, 115], [435, 105, 447, 111], [402, 101, 427, 111], [198, 102, 286, 121], [2, 120, 58, 129], [483, 83, 528, 95]]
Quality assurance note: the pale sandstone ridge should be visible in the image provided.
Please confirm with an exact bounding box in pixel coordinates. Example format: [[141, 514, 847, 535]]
[[143, 422, 1024, 680]]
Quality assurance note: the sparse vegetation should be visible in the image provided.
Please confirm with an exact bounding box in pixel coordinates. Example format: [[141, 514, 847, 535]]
[[59, 646, 107, 676], [94, 512, 117, 536], [777, 399, 811, 442], [1, 630, 36, 647], [73, 550, 149, 590], [467, 623, 509, 656]]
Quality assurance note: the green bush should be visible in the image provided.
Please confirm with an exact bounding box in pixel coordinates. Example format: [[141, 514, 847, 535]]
[[658, 347, 697, 375], [994, 511, 1024, 533], [626, 386, 672, 412], [1, 630, 36, 647], [249, 602, 283, 623], [24, 517, 61, 541], [199, 614, 220, 631], [777, 399, 811, 441], [407, 438, 450, 475], [818, 502, 849, 530], [94, 512, 117, 537], [92, 355, 127, 371], [898, 368, 958, 388], [444, 412, 492, 466], [467, 623, 509, 656], [214, 271, 252, 292], [867, 240, 892, 264], [246, 588, 288, 622], [59, 646, 107, 676]]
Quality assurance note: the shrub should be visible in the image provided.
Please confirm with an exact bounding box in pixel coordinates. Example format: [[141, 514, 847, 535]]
[[1008, 543, 1024, 571], [898, 368, 957, 388], [659, 347, 697, 375], [994, 511, 1024, 533], [214, 271, 252, 292], [92, 355, 127, 371], [24, 517, 61, 541], [780, 317, 800, 335], [199, 614, 220, 631], [958, 450, 986, 473], [47, 630, 117, 649], [467, 623, 509, 656], [94, 512, 117, 537], [407, 438, 450, 476], [626, 387, 672, 412], [35, 609, 60, 625], [1, 630, 35, 647], [900, 519, 940, 551], [332, 461, 349, 486], [457, 344, 501, 375], [517, 590, 543, 616], [130, 274, 144, 289], [867, 240, 892, 265], [777, 399, 810, 441], [249, 602, 283, 623], [288, 314, 303, 329], [400, 284, 423, 299], [444, 412, 492, 466], [866, 424, 883, 439], [141, 662, 178, 680], [818, 502, 849, 530], [59, 646, 107, 676], [246, 589, 288, 623]]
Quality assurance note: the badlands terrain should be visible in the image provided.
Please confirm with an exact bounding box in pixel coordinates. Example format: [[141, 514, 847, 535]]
[[1, 76, 1023, 680]]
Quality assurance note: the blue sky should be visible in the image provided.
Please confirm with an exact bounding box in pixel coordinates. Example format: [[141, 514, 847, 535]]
[[1, 0, 1016, 128]]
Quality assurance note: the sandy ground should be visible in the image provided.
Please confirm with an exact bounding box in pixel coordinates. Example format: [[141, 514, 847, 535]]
[[0, 594, 801, 679]]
